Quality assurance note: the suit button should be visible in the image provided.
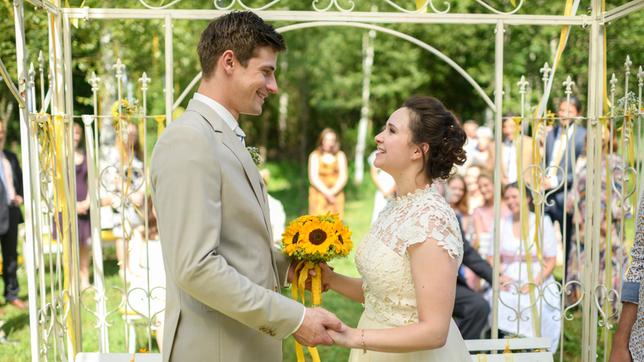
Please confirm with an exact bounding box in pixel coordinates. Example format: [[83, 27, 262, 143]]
[[259, 326, 276, 337]]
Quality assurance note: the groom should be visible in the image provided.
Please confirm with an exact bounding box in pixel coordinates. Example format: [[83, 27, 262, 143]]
[[151, 11, 342, 362]]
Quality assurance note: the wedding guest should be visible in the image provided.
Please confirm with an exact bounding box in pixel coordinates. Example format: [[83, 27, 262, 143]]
[[453, 214, 494, 339], [0, 120, 25, 309], [464, 165, 483, 212], [260, 169, 286, 247], [105, 122, 145, 278], [472, 172, 499, 256], [368, 150, 395, 224], [544, 96, 586, 276], [496, 116, 535, 185], [469, 126, 494, 171], [457, 120, 478, 176], [463, 120, 479, 149], [490, 183, 561, 352], [321, 96, 470, 360], [610, 190, 644, 362], [566, 125, 628, 309], [308, 128, 348, 219], [72, 123, 92, 289], [448, 175, 479, 291], [447, 175, 471, 234]]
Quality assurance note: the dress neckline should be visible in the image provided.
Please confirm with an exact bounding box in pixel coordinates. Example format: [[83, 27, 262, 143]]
[[393, 182, 435, 202]]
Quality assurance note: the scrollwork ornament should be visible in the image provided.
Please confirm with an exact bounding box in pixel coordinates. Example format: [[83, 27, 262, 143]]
[[475, 0, 524, 15], [594, 285, 619, 329], [384, 0, 450, 14], [138, 0, 184, 10], [80, 285, 122, 330], [562, 280, 584, 321], [213, 0, 282, 11], [312, 0, 355, 12]]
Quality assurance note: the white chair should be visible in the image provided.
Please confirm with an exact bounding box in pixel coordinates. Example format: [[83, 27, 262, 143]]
[[467, 337, 553, 362], [75, 353, 161, 362]]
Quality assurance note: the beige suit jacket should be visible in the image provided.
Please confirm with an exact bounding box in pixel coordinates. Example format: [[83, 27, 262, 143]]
[[151, 99, 304, 362]]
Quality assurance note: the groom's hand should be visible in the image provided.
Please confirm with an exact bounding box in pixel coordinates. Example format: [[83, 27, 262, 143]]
[[293, 307, 343, 347]]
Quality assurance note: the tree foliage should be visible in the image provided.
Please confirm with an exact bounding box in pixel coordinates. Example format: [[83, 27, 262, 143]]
[[0, 1, 641, 160]]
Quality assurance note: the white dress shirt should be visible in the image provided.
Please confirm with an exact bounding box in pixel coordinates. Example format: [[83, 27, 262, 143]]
[[193, 93, 241, 135], [502, 139, 518, 184]]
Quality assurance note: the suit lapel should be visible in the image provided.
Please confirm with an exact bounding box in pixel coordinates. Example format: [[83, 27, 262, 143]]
[[187, 100, 273, 240]]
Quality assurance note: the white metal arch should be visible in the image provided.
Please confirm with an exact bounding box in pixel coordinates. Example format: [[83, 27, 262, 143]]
[[173, 21, 496, 111]]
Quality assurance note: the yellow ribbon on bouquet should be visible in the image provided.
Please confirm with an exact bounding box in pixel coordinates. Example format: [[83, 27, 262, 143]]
[[291, 261, 323, 362]]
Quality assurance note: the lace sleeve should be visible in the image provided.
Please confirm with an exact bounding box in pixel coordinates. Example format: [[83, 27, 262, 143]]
[[399, 202, 464, 261]]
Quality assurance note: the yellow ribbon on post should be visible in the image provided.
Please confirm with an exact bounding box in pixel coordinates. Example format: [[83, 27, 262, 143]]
[[51, 114, 79, 355], [154, 115, 166, 138]]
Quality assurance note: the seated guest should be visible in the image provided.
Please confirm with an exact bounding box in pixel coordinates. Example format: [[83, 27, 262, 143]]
[[488, 182, 561, 352], [452, 212, 494, 339]]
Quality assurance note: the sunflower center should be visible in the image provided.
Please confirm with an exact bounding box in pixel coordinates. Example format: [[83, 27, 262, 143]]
[[292, 232, 300, 244], [309, 229, 327, 245], [338, 235, 344, 244]]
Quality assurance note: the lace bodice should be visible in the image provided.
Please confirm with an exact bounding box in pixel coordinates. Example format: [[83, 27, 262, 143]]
[[355, 184, 464, 326]]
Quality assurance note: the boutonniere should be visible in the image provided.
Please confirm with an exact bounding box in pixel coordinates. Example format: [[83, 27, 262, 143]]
[[246, 146, 263, 166]]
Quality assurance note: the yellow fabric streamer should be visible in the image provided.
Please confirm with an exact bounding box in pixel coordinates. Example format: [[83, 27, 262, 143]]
[[291, 261, 322, 362], [49, 114, 79, 356], [154, 115, 166, 138]]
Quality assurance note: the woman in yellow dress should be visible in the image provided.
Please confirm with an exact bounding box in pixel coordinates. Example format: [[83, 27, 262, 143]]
[[308, 128, 348, 219]]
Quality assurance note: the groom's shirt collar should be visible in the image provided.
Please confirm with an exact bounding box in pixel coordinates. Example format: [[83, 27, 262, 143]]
[[193, 93, 239, 133]]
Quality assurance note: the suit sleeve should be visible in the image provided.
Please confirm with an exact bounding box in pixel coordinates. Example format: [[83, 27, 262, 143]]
[[151, 124, 304, 339], [462, 240, 494, 285], [273, 249, 292, 287], [455, 213, 494, 284]]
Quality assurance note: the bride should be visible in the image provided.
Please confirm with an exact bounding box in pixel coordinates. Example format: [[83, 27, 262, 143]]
[[322, 96, 470, 361]]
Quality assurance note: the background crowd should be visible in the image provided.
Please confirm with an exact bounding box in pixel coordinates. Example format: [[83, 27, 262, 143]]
[[0, 93, 641, 358]]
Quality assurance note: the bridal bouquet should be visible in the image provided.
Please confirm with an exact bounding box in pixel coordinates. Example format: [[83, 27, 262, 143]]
[[282, 213, 351, 362]]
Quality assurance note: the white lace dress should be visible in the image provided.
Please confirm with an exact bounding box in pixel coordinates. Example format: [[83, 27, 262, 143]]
[[349, 184, 470, 362]]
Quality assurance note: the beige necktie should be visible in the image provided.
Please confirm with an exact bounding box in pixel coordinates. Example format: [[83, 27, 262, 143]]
[[234, 126, 246, 147]]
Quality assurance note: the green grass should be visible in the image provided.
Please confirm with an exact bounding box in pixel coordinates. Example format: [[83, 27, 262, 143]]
[[0, 250, 159, 362], [0, 160, 628, 361]]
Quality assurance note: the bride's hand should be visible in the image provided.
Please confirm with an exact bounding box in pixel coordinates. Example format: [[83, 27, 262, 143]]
[[327, 324, 359, 348], [318, 262, 335, 292]]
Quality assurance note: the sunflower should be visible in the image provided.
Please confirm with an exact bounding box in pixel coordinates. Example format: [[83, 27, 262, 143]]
[[300, 220, 337, 257], [281, 213, 352, 262], [281, 220, 302, 251], [332, 220, 353, 256]]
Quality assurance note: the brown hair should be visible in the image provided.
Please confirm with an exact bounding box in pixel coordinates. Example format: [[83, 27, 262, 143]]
[[198, 11, 286, 79], [448, 175, 469, 215], [116, 122, 144, 163], [502, 181, 534, 212], [404, 96, 466, 181], [316, 128, 340, 155], [477, 170, 493, 184]]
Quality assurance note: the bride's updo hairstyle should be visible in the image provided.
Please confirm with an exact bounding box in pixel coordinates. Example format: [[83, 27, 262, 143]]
[[404, 96, 467, 181]]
